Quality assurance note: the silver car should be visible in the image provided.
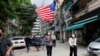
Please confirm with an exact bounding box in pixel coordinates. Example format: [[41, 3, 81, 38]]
[[87, 38, 100, 56]]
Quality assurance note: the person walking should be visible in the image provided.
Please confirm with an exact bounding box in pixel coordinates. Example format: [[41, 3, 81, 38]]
[[32, 35, 41, 51], [51, 32, 56, 47], [68, 34, 77, 56], [25, 36, 31, 53], [40, 34, 46, 49], [0, 28, 13, 56], [45, 32, 53, 56]]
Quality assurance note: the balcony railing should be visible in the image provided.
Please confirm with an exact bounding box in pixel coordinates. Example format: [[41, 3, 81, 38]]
[[88, 0, 100, 12], [73, 0, 100, 18], [74, 8, 88, 18]]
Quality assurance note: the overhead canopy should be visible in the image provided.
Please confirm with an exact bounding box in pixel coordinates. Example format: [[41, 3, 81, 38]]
[[66, 14, 100, 31]]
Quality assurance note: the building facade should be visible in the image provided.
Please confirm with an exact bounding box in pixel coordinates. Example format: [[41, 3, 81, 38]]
[[31, 18, 41, 35], [63, 0, 100, 44]]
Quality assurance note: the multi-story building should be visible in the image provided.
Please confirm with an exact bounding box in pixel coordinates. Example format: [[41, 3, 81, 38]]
[[62, 0, 100, 44], [31, 18, 41, 35], [54, 0, 60, 40], [54, 0, 67, 42]]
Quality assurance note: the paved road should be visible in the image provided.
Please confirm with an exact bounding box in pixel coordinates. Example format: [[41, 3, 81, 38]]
[[13, 41, 88, 56]]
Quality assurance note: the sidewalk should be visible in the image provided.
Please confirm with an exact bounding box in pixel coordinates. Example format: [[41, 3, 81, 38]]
[[53, 41, 88, 56], [14, 41, 88, 56]]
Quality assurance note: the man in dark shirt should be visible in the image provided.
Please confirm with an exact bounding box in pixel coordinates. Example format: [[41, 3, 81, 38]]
[[0, 28, 13, 56], [25, 36, 31, 53]]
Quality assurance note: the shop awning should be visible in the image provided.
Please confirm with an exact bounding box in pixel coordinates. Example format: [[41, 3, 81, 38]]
[[66, 15, 100, 31], [65, 23, 84, 31]]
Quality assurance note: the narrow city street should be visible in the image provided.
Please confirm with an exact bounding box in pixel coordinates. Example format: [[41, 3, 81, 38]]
[[13, 41, 88, 56]]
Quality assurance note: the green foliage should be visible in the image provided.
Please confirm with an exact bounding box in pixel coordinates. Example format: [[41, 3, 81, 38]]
[[0, 0, 31, 24], [0, 0, 37, 35], [18, 4, 37, 35]]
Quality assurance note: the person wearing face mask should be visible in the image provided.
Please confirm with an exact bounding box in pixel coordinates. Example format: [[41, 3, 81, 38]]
[[68, 34, 77, 56], [45, 32, 53, 56], [0, 28, 13, 56]]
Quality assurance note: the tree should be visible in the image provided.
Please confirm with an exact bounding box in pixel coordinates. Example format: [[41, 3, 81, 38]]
[[0, 0, 33, 36], [18, 4, 37, 35], [0, 0, 31, 26]]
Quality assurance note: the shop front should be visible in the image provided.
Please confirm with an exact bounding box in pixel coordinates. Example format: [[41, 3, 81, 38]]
[[65, 14, 100, 44]]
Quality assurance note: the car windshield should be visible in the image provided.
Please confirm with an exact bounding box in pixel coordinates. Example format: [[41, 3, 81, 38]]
[[94, 38, 100, 42], [12, 38, 23, 40]]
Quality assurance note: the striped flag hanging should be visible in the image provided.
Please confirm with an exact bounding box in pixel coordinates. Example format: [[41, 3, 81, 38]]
[[36, 3, 55, 23]]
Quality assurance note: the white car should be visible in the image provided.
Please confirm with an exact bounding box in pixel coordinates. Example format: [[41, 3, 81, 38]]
[[87, 38, 100, 56], [11, 37, 26, 48]]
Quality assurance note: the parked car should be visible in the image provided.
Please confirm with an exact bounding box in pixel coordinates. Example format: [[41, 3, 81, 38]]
[[87, 38, 100, 56], [11, 37, 26, 48]]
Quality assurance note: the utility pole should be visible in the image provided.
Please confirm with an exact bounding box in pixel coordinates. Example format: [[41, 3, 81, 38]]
[[42, 0, 45, 6], [58, 4, 62, 43]]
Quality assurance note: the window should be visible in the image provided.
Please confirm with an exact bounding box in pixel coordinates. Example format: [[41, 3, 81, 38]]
[[94, 38, 100, 42], [12, 38, 23, 40]]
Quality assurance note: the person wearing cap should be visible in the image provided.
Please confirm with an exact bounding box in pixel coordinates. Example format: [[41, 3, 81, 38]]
[[68, 34, 77, 56]]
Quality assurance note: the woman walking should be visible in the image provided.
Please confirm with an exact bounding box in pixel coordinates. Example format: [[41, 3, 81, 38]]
[[68, 34, 77, 56], [45, 32, 53, 56]]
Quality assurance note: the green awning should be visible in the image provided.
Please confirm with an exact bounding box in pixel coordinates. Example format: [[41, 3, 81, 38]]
[[74, 15, 98, 24], [66, 23, 84, 31], [64, 1, 71, 10], [66, 15, 100, 31]]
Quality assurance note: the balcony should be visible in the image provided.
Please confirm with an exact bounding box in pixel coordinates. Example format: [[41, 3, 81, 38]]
[[32, 29, 40, 32], [74, 8, 88, 18], [34, 25, 40, 27], [33, 22, 40, 25], [31, 31, 40, 33], [32, 28, 40, 30], [88, 0, 100, 12]]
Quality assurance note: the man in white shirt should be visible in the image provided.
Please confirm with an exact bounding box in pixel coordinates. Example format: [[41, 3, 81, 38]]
[[68, 34, 77, 56]]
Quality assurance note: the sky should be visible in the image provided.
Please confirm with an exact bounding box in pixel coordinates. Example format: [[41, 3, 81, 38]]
[[31, 0, 53, 7]]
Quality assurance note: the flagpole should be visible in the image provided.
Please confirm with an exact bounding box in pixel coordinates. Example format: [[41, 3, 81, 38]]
[[42, 0, 45, 6], [40, 0, 45, 35]]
